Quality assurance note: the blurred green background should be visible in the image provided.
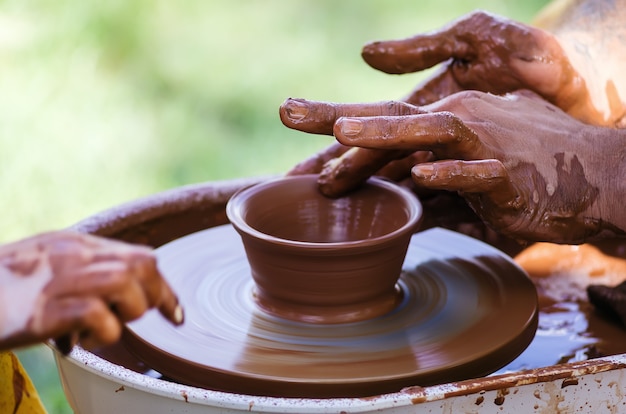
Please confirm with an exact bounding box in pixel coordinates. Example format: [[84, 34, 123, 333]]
[[3, 0, 547, 412]]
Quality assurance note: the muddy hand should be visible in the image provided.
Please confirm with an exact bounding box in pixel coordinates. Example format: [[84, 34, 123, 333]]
[[361, 11, 590, 118], [329, 90, 626, 244], [281, 12, 578, 195], [0, 231, 184, 352], [285, 7, 626, 197]]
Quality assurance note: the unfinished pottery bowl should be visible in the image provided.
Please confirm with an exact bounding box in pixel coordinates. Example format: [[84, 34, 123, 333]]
[[226, 174, 423, 323]]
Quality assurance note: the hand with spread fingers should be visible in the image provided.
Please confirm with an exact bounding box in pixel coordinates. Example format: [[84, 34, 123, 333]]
[[284, 90, 626, 244], [0, 231, 184, 352], [284, 6, 625, 187]]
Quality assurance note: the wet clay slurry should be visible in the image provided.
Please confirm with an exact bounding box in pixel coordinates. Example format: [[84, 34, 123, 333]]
[[501, 241, 626, 370], [226, 175, 422, 324], [123, 225, 537, 398]]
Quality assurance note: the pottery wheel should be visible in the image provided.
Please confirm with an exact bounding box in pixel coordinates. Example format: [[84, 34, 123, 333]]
[[124, 225, 538, 398]]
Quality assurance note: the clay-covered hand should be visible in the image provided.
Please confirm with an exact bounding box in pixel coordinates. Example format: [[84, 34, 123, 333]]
[[283, 9, 625, 195], [0, 231, 183, 352], [361, 10, 596, 122], [284, 90, 626, 244], [283, 11, 578, 178]]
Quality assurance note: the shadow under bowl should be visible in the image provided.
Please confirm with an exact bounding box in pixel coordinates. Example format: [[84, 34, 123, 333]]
[[226, 174, 422, 323]]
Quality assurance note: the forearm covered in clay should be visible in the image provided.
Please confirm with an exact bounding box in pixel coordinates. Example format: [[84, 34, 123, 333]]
[[526, 126, 626, 243], [582, 128, 626, 239]]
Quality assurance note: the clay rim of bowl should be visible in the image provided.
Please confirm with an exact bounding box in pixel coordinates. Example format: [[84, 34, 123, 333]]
[[226, 175, 423, 251]]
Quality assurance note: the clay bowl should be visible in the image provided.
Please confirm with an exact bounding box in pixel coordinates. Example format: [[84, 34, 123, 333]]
[[226, 174, 423, 323]]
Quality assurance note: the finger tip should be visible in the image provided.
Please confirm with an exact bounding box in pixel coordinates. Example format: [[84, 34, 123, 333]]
[[333, 117, 363, 143], [278, 97, 293, 114], [411, 164, 434, 177], [361, 42, 377, 58], [172, 303, 184, 325], [318, 159, 367, 198], [411, 164, 437, 186], [360, 43, 407, 74], [279, 98, 309, 125]]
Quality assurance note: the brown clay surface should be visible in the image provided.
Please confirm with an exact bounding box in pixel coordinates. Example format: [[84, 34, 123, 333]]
[[123, 225, 537, 398]]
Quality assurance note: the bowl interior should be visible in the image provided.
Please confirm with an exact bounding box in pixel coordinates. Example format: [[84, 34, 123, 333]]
[[231, 176, 416, 243]]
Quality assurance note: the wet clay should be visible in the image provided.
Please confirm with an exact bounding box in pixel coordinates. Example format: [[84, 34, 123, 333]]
[[226, 175, 422, 323], [122, 225, 537, 398]]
